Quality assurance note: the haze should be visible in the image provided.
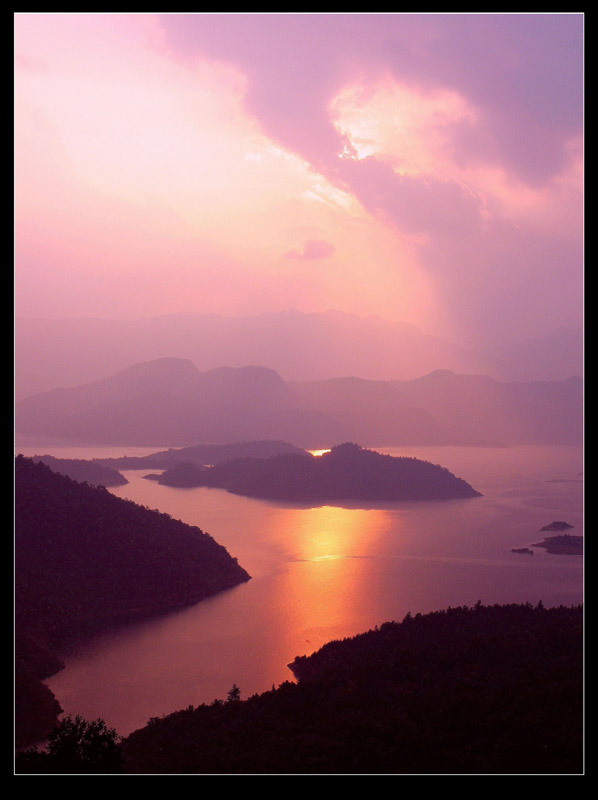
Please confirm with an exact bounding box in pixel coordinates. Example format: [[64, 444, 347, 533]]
[[15, 13, 583, 358], [14, 14, 584, 773]]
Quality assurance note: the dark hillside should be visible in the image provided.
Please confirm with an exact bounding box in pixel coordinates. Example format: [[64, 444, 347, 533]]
[[15, 455, 250, 642], [95, 439, 307, 470], [122, 603, 582, 774], [15, 456, 250, 746], [32, 454, 128, 486]]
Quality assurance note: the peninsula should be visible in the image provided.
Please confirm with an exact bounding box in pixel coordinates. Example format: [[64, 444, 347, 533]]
[[15, 456, 250, 747]]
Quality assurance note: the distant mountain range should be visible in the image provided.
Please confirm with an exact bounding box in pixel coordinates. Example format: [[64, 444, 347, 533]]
[[15, 359, 336, 447], [487, 327, 584, 382], [15, 357, 583, 448], [14, 310, 582, 399]]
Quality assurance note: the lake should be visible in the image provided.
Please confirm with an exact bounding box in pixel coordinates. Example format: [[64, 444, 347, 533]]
[[16, 443, 583, 738]]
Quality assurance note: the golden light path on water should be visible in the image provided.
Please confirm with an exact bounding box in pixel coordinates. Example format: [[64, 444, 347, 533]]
[[269, 505, 399, 665], [285, 503, 391, 562], [29, 443, 583, 737]]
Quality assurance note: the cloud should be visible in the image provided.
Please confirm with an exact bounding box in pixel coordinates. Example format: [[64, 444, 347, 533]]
[[14, 14, 583, 348], [335, 157, 485, 237], [155, 14, 583, 343], [158, 14, 582, 186], [284, 239, 336, 261]]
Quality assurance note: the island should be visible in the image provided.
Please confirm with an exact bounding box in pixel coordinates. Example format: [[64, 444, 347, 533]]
[[539, 520, 575, 531], [532, 534, 583, 555], [150, 461, 206, 487], [152, 442, 481, 502], [512, 547, 533, 555]]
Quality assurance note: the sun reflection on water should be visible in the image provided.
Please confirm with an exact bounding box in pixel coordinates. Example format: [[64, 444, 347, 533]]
[[309, 554, 345, 562], [263, 504, 399, 663], [280, 504, 393, 563]]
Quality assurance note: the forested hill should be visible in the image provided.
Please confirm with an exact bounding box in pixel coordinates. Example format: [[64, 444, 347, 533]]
[[122, 603, 582, 774], [15, 456, 250, 746], [156, 442, 482, 502], [95, 439, 307, 470], [15, 456, 250, 641], [32, 454, 128, 486]]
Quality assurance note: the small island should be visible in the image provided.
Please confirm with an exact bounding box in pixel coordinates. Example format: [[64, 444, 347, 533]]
[[512, 547, 533, 555], [532, 534, 583, 555], [152, 442, 481, 503], [539, 520, 574, 532]]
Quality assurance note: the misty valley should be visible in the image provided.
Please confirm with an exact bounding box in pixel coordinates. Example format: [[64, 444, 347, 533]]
[[14, 10, 583, 772], [15, 400, 583, 773]]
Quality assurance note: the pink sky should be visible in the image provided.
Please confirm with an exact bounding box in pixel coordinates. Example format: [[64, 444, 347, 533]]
[[14, 13, 583, 348]]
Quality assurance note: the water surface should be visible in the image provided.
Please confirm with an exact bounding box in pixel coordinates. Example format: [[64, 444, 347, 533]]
[[17, 443, 583, 737]]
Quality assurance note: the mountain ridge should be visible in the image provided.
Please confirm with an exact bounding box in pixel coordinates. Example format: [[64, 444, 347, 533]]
[[16, 310, 581, 399], [15, 358, 582, 448]]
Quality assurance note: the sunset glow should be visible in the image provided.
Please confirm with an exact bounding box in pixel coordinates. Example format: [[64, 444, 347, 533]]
[[14, 13, 584, 776], [14, 13, 582, 348]]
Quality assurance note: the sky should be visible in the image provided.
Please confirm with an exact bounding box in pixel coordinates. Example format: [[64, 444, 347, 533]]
[[14, 13, 583, 348]]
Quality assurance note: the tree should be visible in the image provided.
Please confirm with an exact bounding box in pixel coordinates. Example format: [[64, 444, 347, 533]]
[[226, 684, 241, 703], [46, 715, 122, 773]]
